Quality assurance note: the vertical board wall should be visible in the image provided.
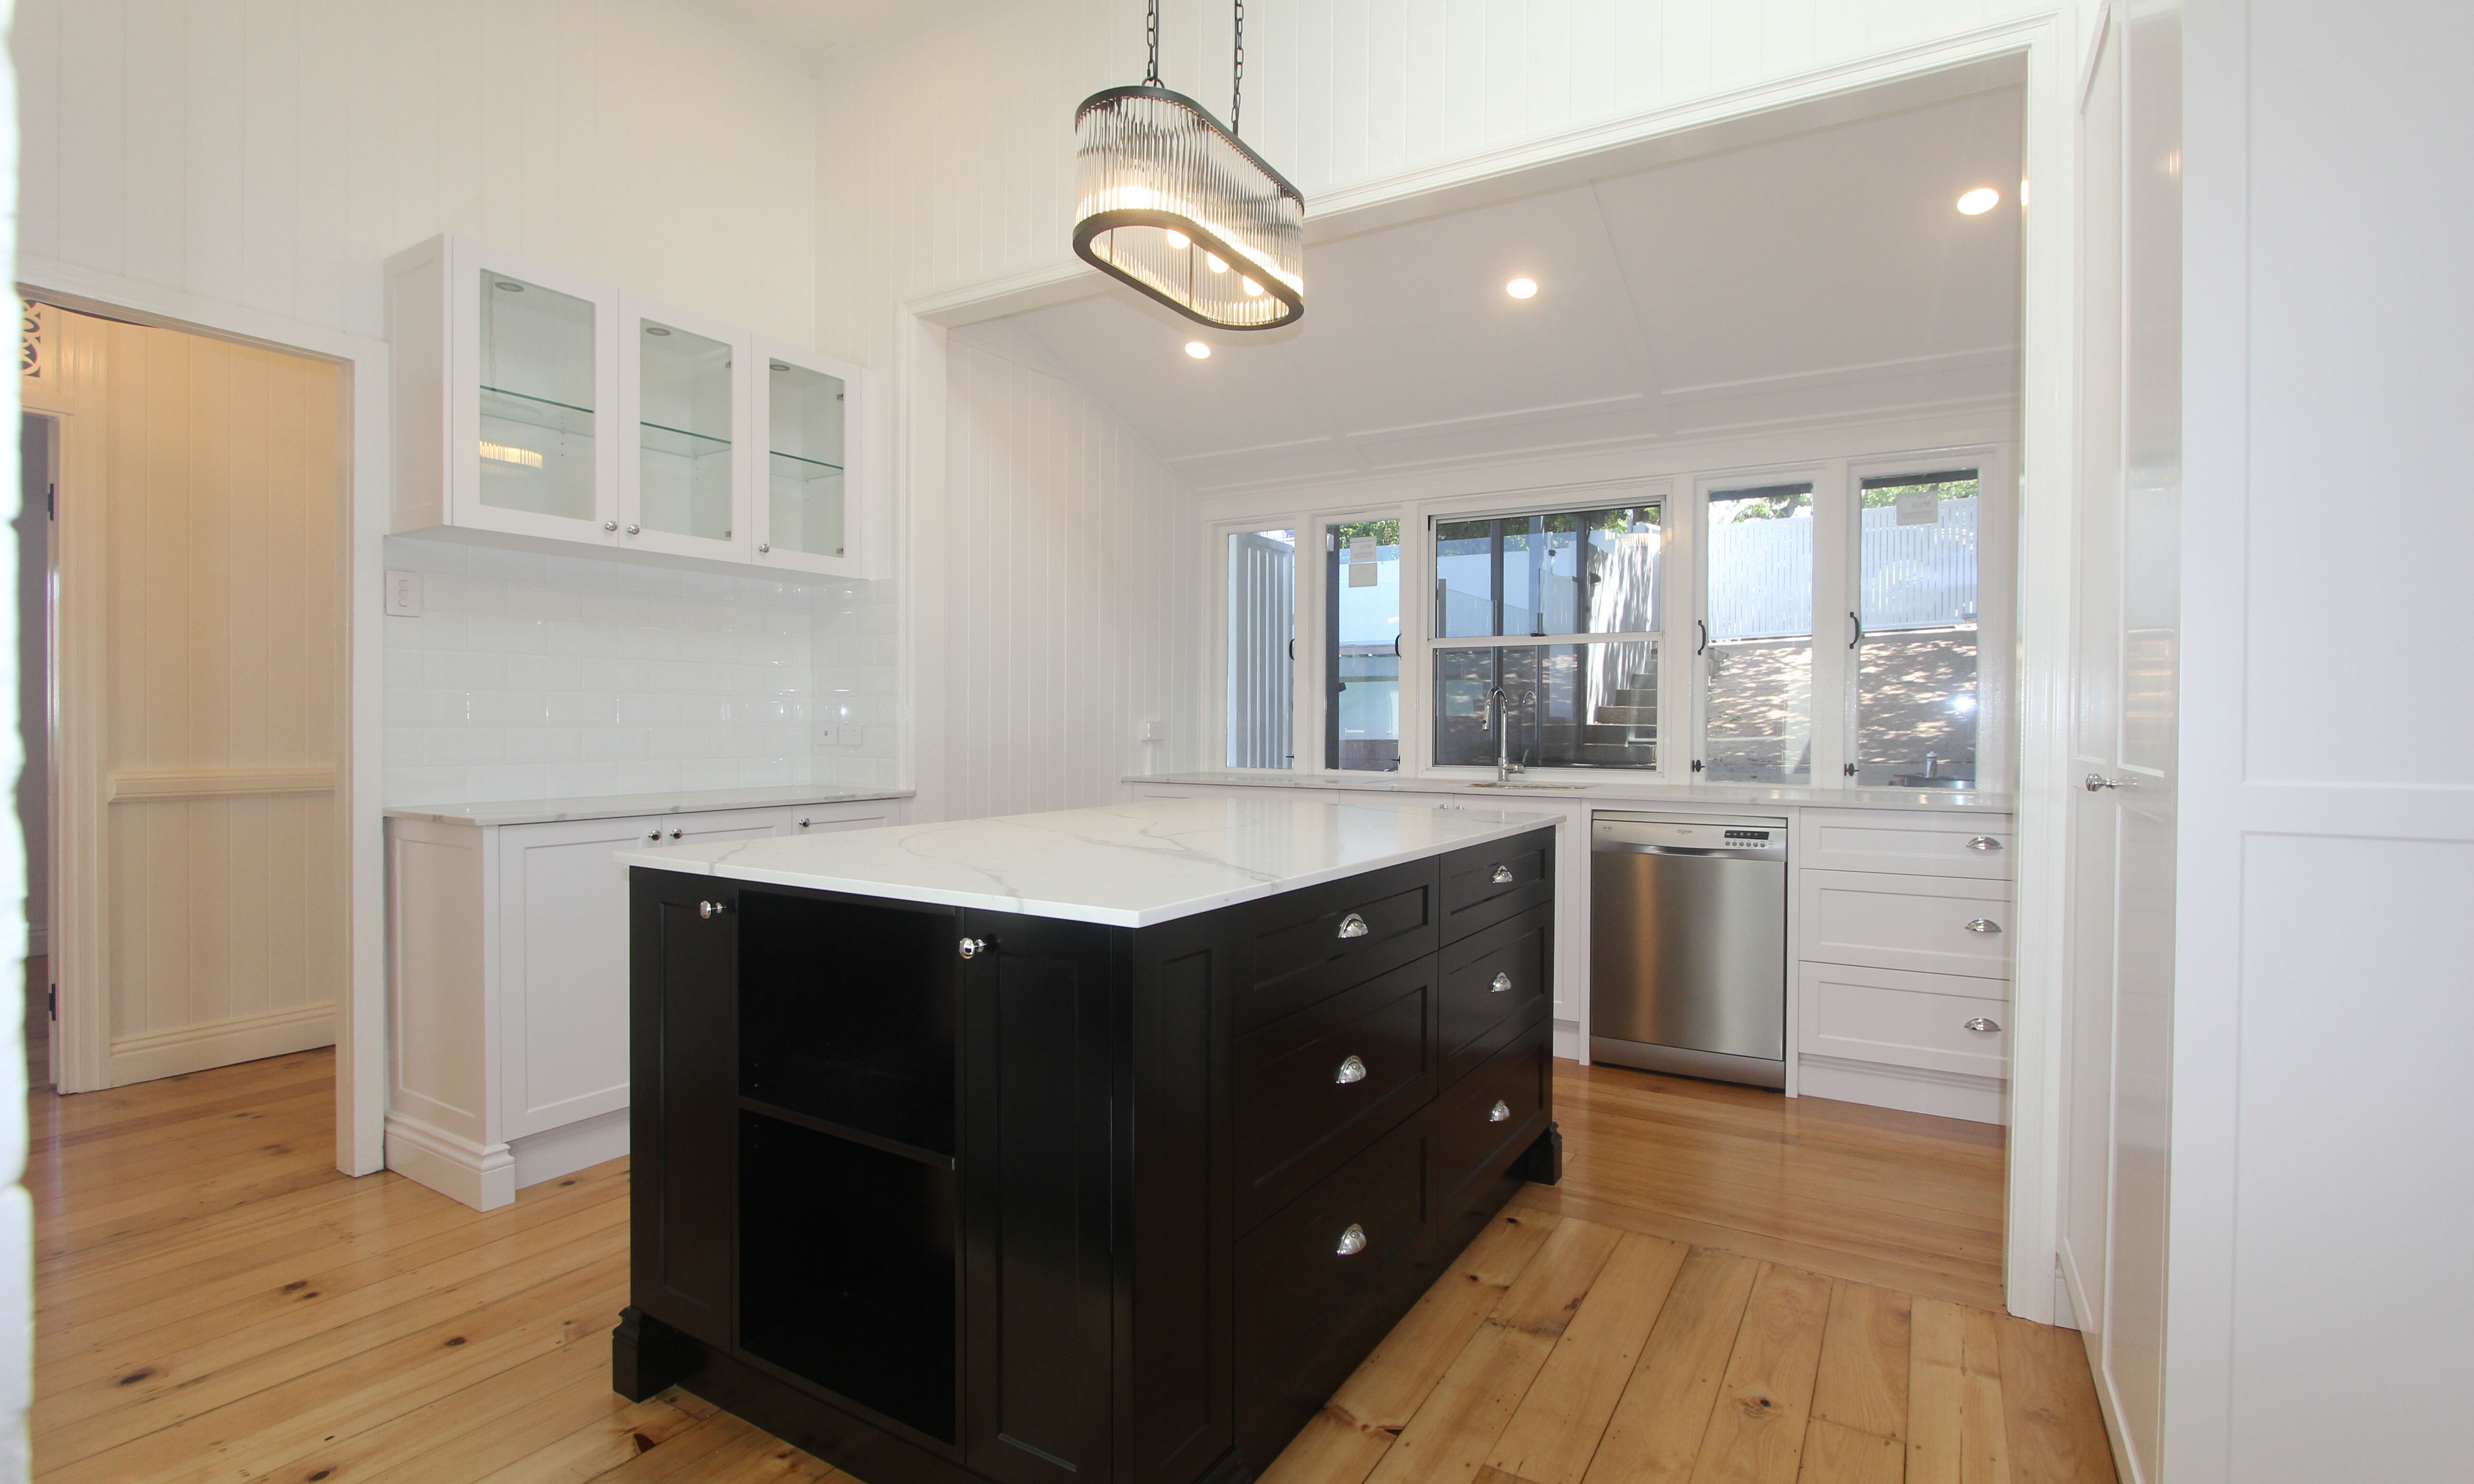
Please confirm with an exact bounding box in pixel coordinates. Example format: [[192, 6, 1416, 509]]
[[929, 331, 1202, 819]]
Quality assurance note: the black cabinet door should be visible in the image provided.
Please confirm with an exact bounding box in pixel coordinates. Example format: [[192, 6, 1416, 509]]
[[629, 869, 739, 1351], [961, 910, 1119, 1484]]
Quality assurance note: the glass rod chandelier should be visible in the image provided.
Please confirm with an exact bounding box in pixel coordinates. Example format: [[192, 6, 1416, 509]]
[[1072, 0, 1304, 330]]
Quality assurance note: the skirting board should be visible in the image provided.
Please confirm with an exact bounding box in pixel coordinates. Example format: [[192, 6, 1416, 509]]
[[385, 1112, 516, 1212], [1795, 1053, 2006, 1124], [511, 1108, 629, 1190], [1553, 1019, 1582, 1062], [106, 1003, 335, 1087]]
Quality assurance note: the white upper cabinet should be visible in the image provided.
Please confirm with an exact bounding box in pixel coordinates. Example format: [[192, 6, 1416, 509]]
[[618, 296, 754, 563], [752, 339, 868, 578], [387, 236, 872, 577], [388, 236, 624, 545]]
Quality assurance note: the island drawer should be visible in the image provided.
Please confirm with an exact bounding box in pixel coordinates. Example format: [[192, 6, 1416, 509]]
[[1234, 1111, 1432, 1394], [1240, 859, 1439, 1030], [1434, 1015, 1551, 1212], [1439, 828, 1556, 944], [1437, 904, 1551, 1089], [1236, 959, 1436, 1231]]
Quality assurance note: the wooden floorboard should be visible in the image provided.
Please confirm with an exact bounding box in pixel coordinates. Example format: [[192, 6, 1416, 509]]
[[27, 1024, 2114, 1484]]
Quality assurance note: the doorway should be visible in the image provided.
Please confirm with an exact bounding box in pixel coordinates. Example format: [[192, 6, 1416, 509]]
[[19, 301, 348, 1094]]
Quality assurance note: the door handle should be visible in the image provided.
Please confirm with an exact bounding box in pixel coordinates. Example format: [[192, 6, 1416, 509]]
[[1964, 1017, 2002, 1033], [2085, 773, 2139, 792], [1965, 836, 2003, 851], [1848, 611, 1864, 649], [1964, 919, 2002, 935], [958, 937, 991, 959], [1695, 618, 1708, 656], [698, 900, 729, 919]]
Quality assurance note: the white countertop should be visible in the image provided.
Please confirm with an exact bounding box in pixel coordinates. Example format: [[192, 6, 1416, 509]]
[[386, 784, 914, 828], [616, 796, 1557, 928], [1126, 771, 2014, 814]]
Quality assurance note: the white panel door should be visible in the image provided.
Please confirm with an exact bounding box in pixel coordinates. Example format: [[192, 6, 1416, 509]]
[[2065, 11, 2180, 1482]]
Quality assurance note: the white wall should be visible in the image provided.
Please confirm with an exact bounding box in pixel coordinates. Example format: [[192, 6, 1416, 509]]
[[2170, 2, 2474, 1480], [381, 538, 843, 806], [922, 326, 1204, 819], [808, 575, 902, 791], [14, 0, 819, 346]]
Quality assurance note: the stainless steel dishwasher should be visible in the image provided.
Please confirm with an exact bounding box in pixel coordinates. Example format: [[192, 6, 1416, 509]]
[[1590, 813, 1789, 1088]]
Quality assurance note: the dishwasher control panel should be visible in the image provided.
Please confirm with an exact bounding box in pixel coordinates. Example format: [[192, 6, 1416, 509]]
[[1591, 813, 1789, 857]]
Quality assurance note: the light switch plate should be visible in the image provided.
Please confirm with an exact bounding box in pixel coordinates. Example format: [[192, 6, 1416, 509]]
[[384, 570, 423, 617], [1139, 721, 1167, 743]]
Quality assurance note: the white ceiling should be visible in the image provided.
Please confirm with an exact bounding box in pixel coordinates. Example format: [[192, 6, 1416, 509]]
[[970, 86, 2024, 493], [692, 0, 980, 69]]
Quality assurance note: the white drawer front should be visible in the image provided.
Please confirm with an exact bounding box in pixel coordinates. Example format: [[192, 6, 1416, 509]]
[[1798, 810, 2013, 878], [1800, 869, 2012, 977], [1798, 961, 2010, 1079]]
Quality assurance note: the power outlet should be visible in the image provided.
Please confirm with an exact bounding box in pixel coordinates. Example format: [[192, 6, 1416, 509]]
[[839, 724, 865, 748], [1139, 721, 1167, 744], [814, 722, 840, 748], [384, 570, 423, 617]]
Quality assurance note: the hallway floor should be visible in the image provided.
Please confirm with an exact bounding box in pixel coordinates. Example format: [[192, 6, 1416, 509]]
[[24, 1045, 2111, 1483]]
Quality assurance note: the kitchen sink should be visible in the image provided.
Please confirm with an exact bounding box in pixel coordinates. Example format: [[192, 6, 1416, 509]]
[[1466, 782, 1593, 790]]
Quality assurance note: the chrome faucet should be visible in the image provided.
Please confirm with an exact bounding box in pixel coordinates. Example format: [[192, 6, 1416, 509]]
[[1485, 686, 1533, 783], [1922, 751, 1941, 779]]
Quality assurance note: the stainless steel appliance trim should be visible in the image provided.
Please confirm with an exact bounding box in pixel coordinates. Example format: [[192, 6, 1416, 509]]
[[1589, 1036, 1787, 1090]]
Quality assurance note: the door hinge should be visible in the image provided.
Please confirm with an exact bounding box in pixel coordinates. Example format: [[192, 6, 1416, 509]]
[[47, 483, 56, 520], [48, 984, 56, 1020]]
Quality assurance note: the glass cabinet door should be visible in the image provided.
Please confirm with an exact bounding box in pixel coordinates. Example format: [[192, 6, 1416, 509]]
[[472, 266, 613, 535], [753, 342, 866, 575], [618, 300, 751, 559]]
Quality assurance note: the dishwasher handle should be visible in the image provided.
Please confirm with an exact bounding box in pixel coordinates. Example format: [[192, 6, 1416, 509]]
[[1597, 841, 1782, 862]]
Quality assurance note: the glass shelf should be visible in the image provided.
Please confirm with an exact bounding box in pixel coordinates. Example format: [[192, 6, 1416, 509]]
[[640, 420, 731, 457], [768, 449, 844, 475], [481, 385, 595, 437]]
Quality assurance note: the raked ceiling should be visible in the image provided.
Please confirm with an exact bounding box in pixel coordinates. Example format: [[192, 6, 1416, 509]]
[[973, 85, 2023, 494]]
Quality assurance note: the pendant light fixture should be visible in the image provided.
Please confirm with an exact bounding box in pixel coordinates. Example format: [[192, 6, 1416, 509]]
[[1073, 0, 1304, 330]]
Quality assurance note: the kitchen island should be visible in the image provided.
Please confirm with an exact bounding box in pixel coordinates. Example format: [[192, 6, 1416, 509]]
[[612, 796, 1563, 1484]]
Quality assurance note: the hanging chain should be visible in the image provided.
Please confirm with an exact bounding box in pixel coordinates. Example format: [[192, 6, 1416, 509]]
[[1232, 0, 1246, 134], [1145, 0, 1160, 84]]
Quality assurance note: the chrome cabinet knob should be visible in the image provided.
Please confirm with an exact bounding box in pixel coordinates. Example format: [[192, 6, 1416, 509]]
[[698, 899, 729, 919], [958, 937, 989, 960], [1964, 918, 2002, 935], [625, 523, 641, 535], [1490, 972, 1513, 994], [1964, 1017, 2002, 1033], [646, 831, 660, 842], [2085, 773, 2138, 792], [797, 817, 811, 829], [1490, 864, 1514, 885], [602, 520, 619, 532], [1335, 1224, 1367, 1256], [1965, 836, 2003, 852], [669, 829, 682, 840], [1335, 1056, 1368, 1085], [1489, 1099, 1511, 1123], [757, 541, 772, 553], [1336, 912, 1370, 940]]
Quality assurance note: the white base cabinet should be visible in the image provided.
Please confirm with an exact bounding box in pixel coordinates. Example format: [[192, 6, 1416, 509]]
[[385, 795, 908, 1210]]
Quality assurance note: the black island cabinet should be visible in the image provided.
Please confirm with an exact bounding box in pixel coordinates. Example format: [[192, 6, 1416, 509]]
[[615, 823, 1561, 1484]]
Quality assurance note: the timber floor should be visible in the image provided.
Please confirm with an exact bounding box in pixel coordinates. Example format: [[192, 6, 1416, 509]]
[[27, 1031, 2112, 1484]]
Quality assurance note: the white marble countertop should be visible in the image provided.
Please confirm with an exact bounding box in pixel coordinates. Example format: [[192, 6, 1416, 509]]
[[1126, 771, 2014, 814], [386, 784, 914, 828], [617, 796, 1557, 928]]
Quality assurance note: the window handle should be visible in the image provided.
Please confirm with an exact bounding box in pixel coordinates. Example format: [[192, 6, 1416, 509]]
[[1695, 619, 1708, 656], [1848, 611, 1864, 650]]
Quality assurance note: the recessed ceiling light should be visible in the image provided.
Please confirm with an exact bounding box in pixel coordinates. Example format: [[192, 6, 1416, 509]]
[[1957, 187, 2001, 215], [1185, 341, 1212, 359], [1506, 277, 1538, 299], [644, 325, 671, 336], [494, 280, 524, 292]]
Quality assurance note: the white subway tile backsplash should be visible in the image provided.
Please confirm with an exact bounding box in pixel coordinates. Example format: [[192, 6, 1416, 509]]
[[383, 536, 903, 807]]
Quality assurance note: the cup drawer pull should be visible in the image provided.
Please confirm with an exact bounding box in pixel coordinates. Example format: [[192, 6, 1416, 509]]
[[1964, 1017, 2002, 1034], [1334, 1055, 1368, 1085], [1965, 836, 2003, 852], [1489, 1099, 1512, 1123], [1964, 919, 2002, 935], [1337, 912, 1370, 940], [1336, 1223, 1368, 1256], [1490, 972, 1513, 994], [1490, 864, 1515, 885]]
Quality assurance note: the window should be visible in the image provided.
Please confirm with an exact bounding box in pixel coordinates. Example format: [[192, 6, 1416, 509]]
[[1853, 470, 1980, 785], [1225, 529, 1295, 768], [1326, 522, 1401, 771], [1703, 482, 1814, 783], [1430, 506, 1662, 770]]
